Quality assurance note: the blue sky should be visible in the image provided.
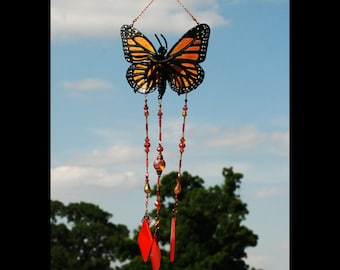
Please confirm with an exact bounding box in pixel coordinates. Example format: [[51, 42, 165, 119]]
[[50, 0, 289, 269]]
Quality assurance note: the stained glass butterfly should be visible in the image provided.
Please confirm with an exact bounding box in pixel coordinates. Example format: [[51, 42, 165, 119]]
[[120, 23, 210, 99]]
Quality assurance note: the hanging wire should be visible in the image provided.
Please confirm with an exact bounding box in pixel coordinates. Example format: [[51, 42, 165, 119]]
[[131, 0, 155, 26], [132, 0, 199, 26], [175, 0, 199, 24]]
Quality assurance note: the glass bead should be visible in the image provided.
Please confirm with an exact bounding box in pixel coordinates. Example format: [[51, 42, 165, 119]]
[[144, 183, 151, 194], [174, 182, 182, 195], [155, 199, 161, 209], [144, 142, 151, 148], [179, 142, 186, 148], [153, 158, 166, 171]]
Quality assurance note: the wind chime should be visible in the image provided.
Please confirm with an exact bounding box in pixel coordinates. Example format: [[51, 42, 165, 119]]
[[120, 0, 210, 269]]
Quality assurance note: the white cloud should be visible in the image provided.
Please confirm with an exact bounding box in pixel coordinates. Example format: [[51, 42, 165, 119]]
[[200, 124, 289, 155], [51, 0, 229, 41], [50, 124, 288, 202], [203, 125, 265, 149], [61, 78, 113, 90], [245, 254, 267, 269], [51, 165, 137, 189], [72, 143, 143, 166], [224, 0, 287, 4], [60, 78, 114, 97], [255, 186, 280, 198]]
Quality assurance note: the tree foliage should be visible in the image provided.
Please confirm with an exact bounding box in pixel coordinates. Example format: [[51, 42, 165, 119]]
[[50, 166, 258, 270], [122, 167, 258, 270], [50, 201, 137, 270]]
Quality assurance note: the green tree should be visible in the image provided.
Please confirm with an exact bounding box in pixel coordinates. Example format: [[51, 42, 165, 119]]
[[50, 200, 137, 270], [50, 166, 258, 270], [121, 166, 258, 270]]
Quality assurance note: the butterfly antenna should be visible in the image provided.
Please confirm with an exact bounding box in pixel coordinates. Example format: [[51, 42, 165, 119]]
[[160, 34, 167, 51], [155, 34, 167, 55], [155, 34, 162, 47]]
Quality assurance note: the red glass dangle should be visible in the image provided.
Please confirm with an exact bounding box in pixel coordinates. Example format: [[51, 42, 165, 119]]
[[170, 216, 176, 262], [137, 218, 153, 262], [150, 238, 161, 270]]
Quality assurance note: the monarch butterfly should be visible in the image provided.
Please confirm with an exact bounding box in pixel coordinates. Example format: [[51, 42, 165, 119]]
[[120, 23, 210, 99]]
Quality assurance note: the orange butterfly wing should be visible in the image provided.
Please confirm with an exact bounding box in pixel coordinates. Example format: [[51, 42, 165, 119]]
[[121, 24, 160, 94], [165, 23, 210, 95]]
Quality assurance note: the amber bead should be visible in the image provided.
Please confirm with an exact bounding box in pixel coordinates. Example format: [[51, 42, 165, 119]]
[[174, 182, 182, 195], [153, 156, 166, 171], [155, 199, 162, 210], [182, 105, 188, 116], [144, 183, 151, 194]]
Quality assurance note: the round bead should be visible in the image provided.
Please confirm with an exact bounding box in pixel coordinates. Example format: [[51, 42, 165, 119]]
[[179, 143, 186, 148], [153, 158, 166, 171], [144, 142, 151, 148]]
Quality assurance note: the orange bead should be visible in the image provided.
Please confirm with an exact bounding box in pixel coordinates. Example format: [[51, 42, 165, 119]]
[[155, 199, 161, 210], [174, 182, 182, 195]]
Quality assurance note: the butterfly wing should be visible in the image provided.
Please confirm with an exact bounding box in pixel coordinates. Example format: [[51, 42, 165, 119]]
[[165, 23, 210, 95], [121, 24, 160, 94]]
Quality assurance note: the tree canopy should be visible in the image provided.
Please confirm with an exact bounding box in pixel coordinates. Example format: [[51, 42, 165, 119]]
[[50, 166, 258, 270], [50, 201, 137, 270]]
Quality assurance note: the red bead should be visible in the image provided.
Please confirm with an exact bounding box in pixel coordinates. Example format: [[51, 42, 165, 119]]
[[144, 142, 151, 148], [179, 143, 186, 148]]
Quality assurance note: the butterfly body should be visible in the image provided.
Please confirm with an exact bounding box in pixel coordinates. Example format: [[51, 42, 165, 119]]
[[121, 23, 210, 99]]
